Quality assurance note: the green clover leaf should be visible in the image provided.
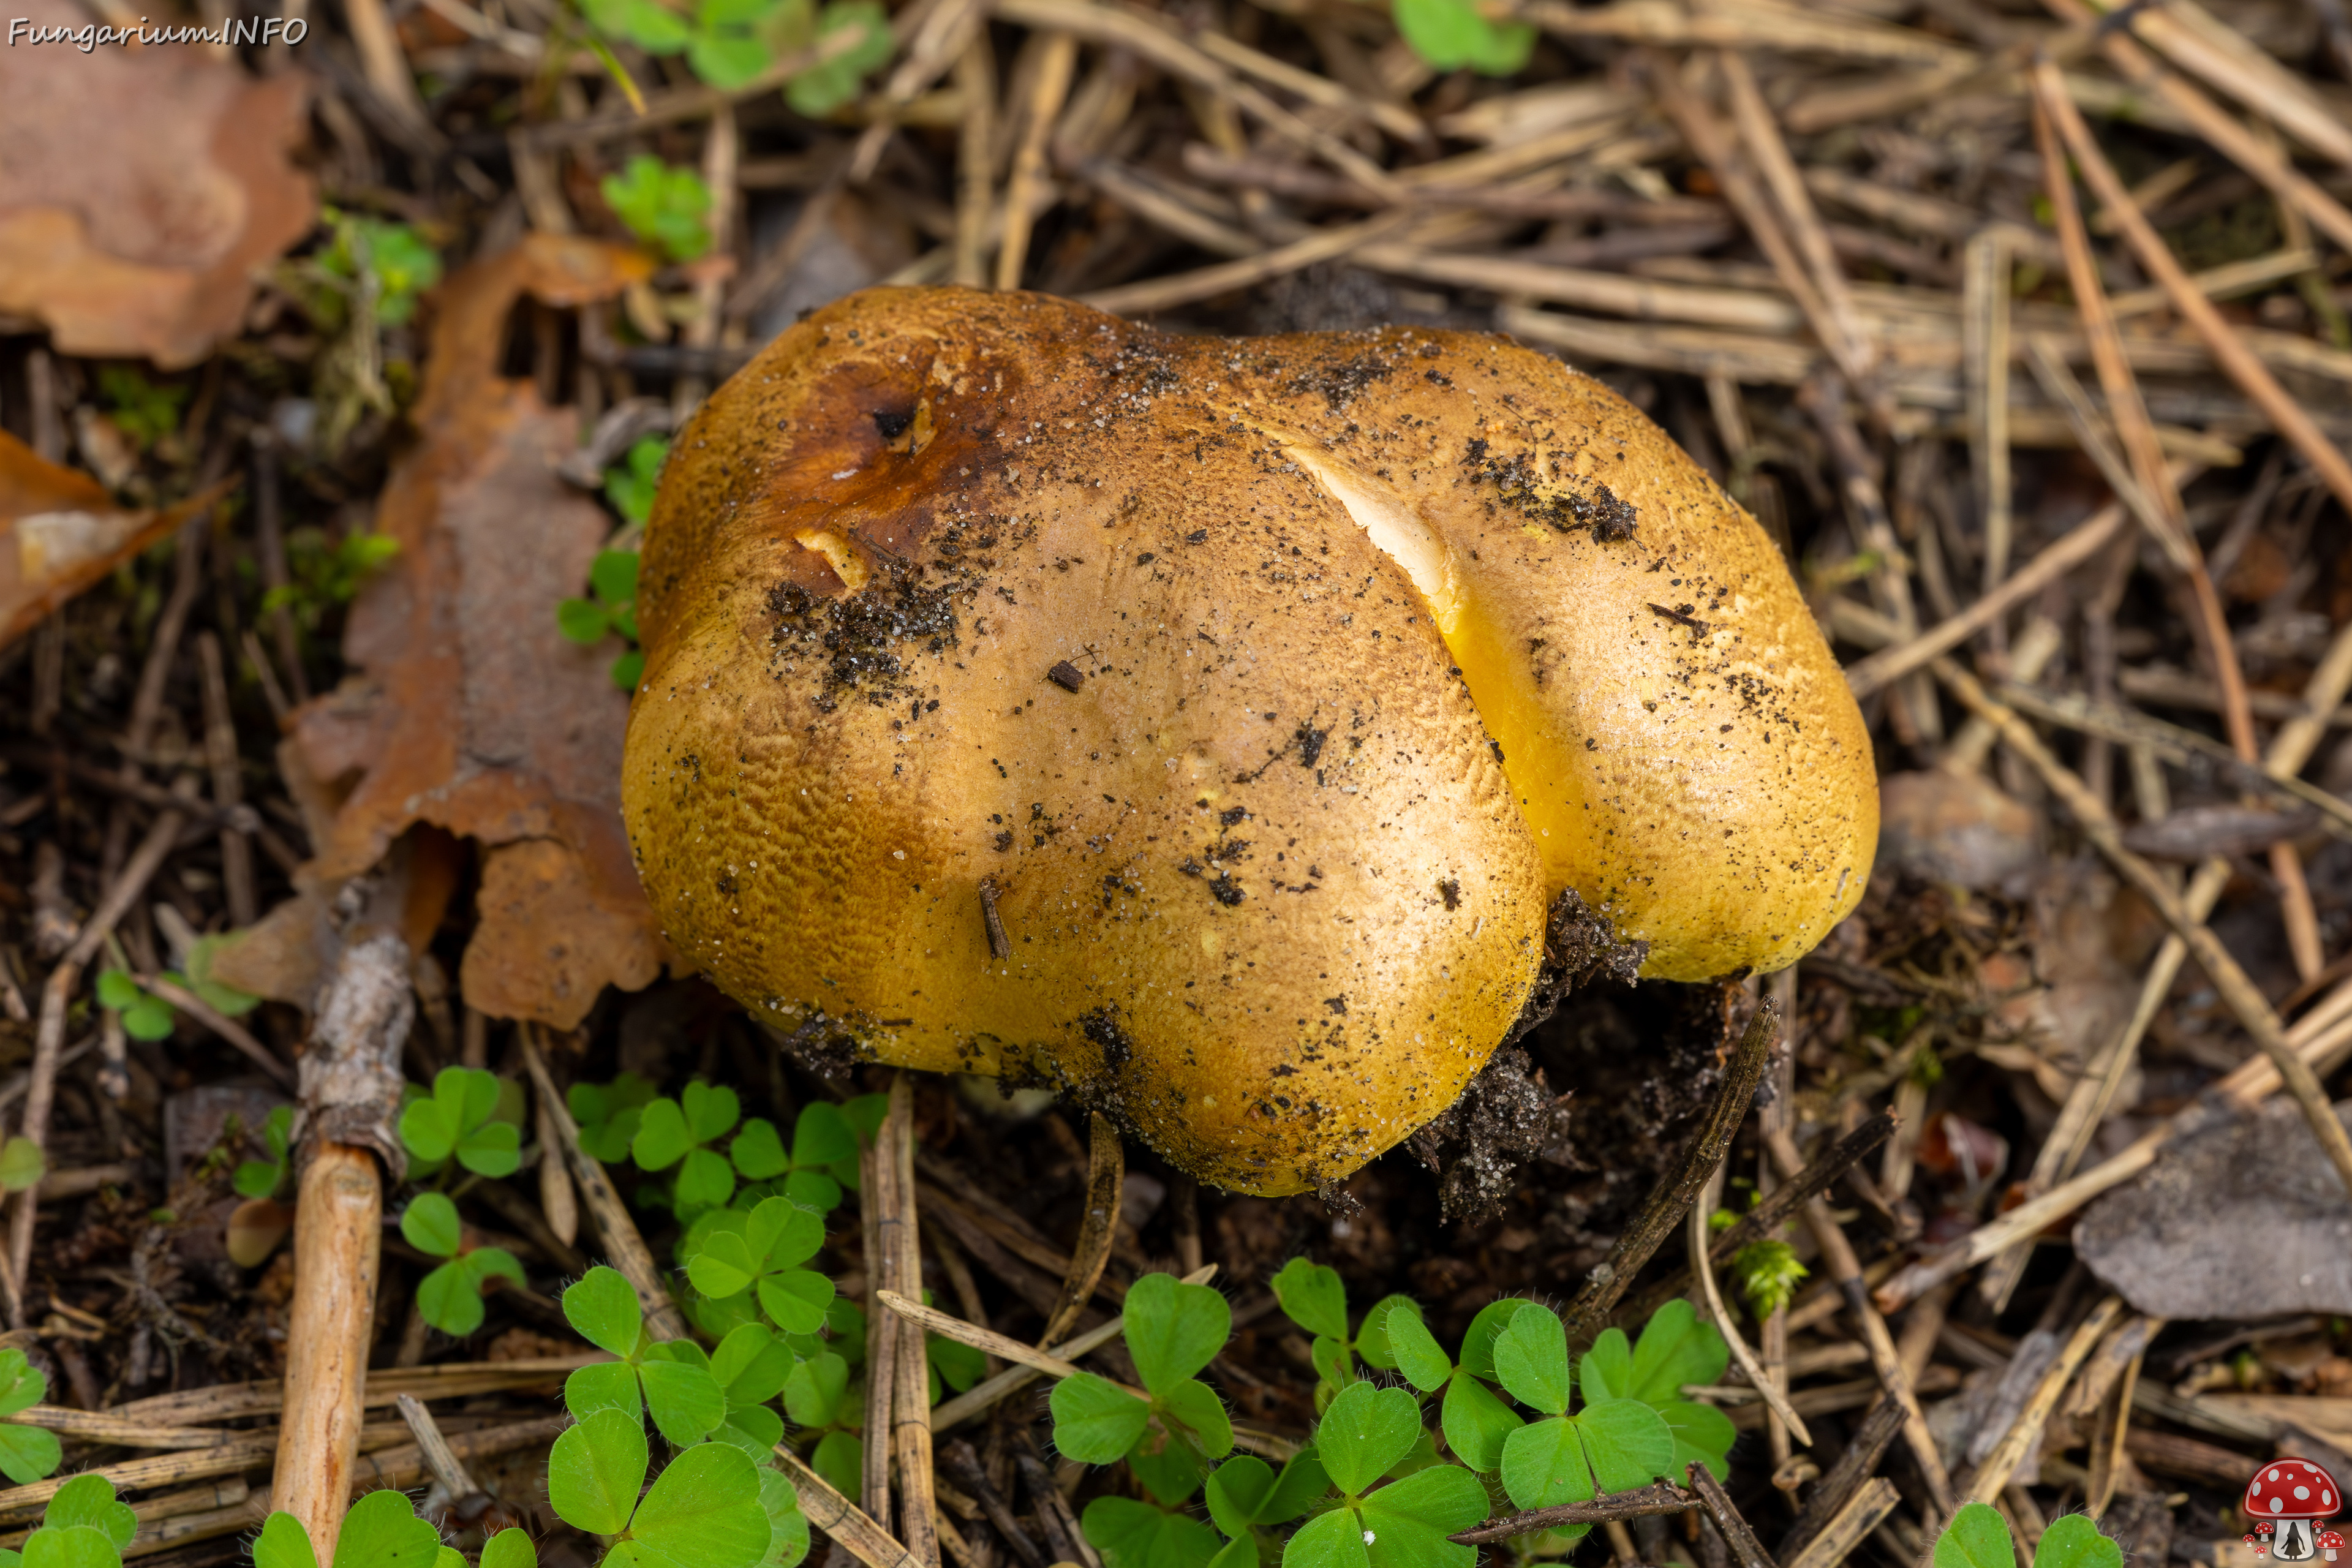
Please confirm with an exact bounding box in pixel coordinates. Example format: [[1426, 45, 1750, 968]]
[[1314, 1382, 1420, 1498], [1081, 1498, 1220, 1568], [233, 1106, 294, 1200], [1125, 1273, 1232, 1397], [1491, 1302, 1570, 1415], [399, 1068, 521, 1177], [1051, 1374, 1153, 1464], [561, 1267, 728, 1444]]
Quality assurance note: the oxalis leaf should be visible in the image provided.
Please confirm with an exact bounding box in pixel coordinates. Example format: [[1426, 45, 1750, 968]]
[[1314, 1381, 1420, 1497], [1082, 1498, 1220, 1568], [628, 1441, 772, 1568], [2032, 1515, 2124, 1568], [1934, 1503, 2018, 1568], [549, 1409, 650, 1537], [1123, 1273, 1231, 1397], [1050, 1373, 1152, 1465], [1491, 1302, 1570, 1416], [331, 1490, 443, 1568]]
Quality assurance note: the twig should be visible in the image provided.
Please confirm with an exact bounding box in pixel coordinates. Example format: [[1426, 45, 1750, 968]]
[[774, 1444, 925, 1568], [1685, 1461, 1776, 1568], [1689, 1167, 1812, 1446], [995, 32, 1077, 290], [1038, 1113, 1122, 1348], [392, 1394, 482, 1502], [1718, 50, 1882, 420], [938, 1441, 1043, 1568], [1081, 211, 1414, 315], [1964, 229, 2015, 595], [1778, 1395, 1905, 1561], [2, 1408, 225, 1448], [1784, 1479, 1900, 1568], [1559, 996, 1779, 1344], [1012, 1437, 1096, 1568], [533, 1079, 579, 1249], [1450, 1482, 1693, 1545], [109, 1355, 603, 1425], [951, 36, 995, 288], [1841, 470, 2195, 698], [10, 782, 194, 1324], [877, 1291, 1139, 1397], [138, 976, 296, 1090], [193, 633, 255, 929], [886, 1077, 940, 1568], [1763, 1125, 1955, 1517], [519, 1025, 691, 1340], [862, 1089, 900, 1539], [274, 933, 410, 1562]]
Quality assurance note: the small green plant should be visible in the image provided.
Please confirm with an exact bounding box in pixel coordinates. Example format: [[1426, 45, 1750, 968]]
[[755, 1101, 864, 1212], [1391, 0, 1532, 76], [550, 1410, 774, 1568], [96, 969, 176, 1041], [684, 1195, 837, 1334], [1269, 1257, 1420, 1408], [780, 1311, 864, 1497], [1934, 1502, 2120, 1568], [263, 529, 402, 632], [606, 436, 669, 527], [401, 1192, 524, 1337], [399, 1067, 522, 1178], [0, 1349, 61, 1485], [564, 1264, 731, 1446], [0, 1474, 138, 1568], [1054, 1273, 1235, 1509], [1731, 1239, 1807, 1321], [99, 368, 190, 450], [234, 1106, 296, 1200], [576, 0, 890, 114], [603, 157, 714, 262], [0, 1136, 45, 1197], [1284, 1381, 1488, 1568], [616, 1080, 811, 1213], [572, 1071, 662, 1162], [559, 548, 646, 693], [315, 208, 444, 330]]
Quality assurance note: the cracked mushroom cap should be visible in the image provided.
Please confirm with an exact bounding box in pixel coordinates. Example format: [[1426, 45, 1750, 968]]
[[622, 287, 1876, 1195], [2248, 1463, 2342, 1521]]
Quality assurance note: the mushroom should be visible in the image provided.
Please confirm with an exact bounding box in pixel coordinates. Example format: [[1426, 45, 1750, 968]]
[[2319, 1531, 2342, 1561], [2245, 1460, 2342, 1562], [2251, 1533, 2271, 1559], [624, 287, 1877, 1194]]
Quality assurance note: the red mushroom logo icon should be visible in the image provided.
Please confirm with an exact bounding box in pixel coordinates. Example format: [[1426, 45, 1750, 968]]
[[2320, 1531, 2343, 1562], [2246, 1460, 2342, 1562]]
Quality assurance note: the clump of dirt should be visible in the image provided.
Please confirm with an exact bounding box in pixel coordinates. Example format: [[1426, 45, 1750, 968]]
[[1407, 1046, 1572, 1223]]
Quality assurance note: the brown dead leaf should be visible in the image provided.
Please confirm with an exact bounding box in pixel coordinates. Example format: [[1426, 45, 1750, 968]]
[[284, 233, 662, 1029], [0, 428, 225, 647], [0, 1, 316, 368]]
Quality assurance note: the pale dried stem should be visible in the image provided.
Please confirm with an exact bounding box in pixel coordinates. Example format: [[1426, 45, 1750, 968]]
[[1688, 1167, 1813, 1445], [994, 32, 1077, 290], [1763, 1126, 1955, 1517], [519, 1025, 690, 1340]]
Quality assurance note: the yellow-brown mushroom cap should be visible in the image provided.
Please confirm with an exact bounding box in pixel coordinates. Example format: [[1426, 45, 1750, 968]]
[[624, 287, 1876, 1195]]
